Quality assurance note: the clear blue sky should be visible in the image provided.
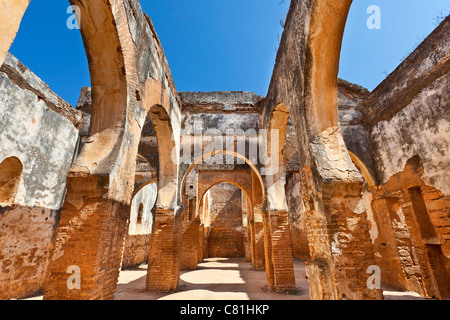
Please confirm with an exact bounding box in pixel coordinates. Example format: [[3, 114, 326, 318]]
[[9, 1, 449, 106]]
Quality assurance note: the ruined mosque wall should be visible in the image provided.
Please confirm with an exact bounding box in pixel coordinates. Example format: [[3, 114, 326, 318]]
[[0, 53, 82, 299], [357, 16, 450, 299], [361, 16, 450, 194]]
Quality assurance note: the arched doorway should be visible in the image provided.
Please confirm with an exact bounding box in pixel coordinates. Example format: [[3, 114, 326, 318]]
[[179, 151, 267, 282], [0, 0, 183, 300], [0, 156, 23, 205]]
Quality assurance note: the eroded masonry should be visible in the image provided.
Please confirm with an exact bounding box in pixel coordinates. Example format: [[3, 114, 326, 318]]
[[0, 0, 449, 300]]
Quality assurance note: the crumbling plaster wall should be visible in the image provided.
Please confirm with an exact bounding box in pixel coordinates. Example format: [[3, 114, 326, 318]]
[[262, 0, 383, 300], [360, 16, 450, 195], [178, 92, 264, 186], [286, 78, 376, 261], [0, 53, 81, 210], [0, 53, 81, 299], [356, 16, 450, 298]]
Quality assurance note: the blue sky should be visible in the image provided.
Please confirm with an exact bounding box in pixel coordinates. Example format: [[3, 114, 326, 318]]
[[9, 1, 449, 106]]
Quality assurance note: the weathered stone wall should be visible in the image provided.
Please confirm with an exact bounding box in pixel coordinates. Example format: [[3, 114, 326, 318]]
[[286, 172, 310, 260], [358, 16, 450, 299], [286, 80, 376, 262], [121, 234, 152, 270], [338, 79, 378, 183], [128, 182, 157, 236], [178, 91, 264, 183], [361, 16, 449, 194], [207, 183, 245, 258], [263, 0, 382, 300], [0, 53, 81, 299]]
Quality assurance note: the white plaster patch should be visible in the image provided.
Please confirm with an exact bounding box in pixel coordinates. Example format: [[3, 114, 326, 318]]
[[370, 74, 450, 195]]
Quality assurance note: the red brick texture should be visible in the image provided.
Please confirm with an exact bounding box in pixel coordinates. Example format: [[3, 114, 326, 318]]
[[43, 177, 130, 300]]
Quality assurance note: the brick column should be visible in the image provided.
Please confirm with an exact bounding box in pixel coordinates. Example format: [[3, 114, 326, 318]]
[[43, 177, 130, 300], [249, 219, 257, 267], [303, 178, 384, 300], [253, 214, 265, 271], [198, 223, 204, 263], [180, 217, 200, 270], [251, 171, 265, 270], [267, 210, 296, 292], [170, 216, 182, 291], [262, 209, 274, 291], [323, 182, 383, 300], [146, 209, 177, 292]]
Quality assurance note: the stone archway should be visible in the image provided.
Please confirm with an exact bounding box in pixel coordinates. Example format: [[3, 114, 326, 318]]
[[0, 0, 183, 300], [198, 180, 252, 261], [262, 102, 296, 293], [263, 0, 382, 300], [145, 104, 181, 293], [179, 151, 267, 276]]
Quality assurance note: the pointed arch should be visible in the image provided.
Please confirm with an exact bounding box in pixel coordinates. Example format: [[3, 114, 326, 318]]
[[180, 149, 265, 205]]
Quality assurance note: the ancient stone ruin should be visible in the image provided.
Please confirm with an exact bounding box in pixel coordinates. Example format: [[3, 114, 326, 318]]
[[0, 0, 448, 301]]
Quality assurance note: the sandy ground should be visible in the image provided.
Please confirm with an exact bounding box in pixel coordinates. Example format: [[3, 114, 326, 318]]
[[115, 257, 310, 300], [114, 257, 426, 300], [26, 257, 427, 300]]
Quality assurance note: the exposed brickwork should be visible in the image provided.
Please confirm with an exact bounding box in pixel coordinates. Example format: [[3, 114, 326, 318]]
[[299, 166, 383, 300], [0, 206, 60, 299], [43, 177, 130, 300], [146, 210, 177, 292], [322, 182, 383, 300], [268, 210, 296, 292], [286, 172, 311, 260], [371, 157, 450, 299], [207, 184, 245, 258], [121, 234, 152, 270], [180, 217, 200, 270], [251, 171, 265, 271], [262, 210, 275, 291]]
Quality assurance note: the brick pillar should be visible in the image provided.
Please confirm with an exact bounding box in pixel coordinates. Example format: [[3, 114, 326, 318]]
[[253, 215, 265, 271], [43, 177, 130, 300], [146, 209, 177, 292], [249, 219, 257, 267], [322, 182, 383, 300], [262, 209, 274, 291], [303, 178, 384, 300], [198, 223, 204, 263], [268, 210, 296, 292], [251, 171, 265, 270], [180, 217, 200, 270], [170, 216, 182, 291]]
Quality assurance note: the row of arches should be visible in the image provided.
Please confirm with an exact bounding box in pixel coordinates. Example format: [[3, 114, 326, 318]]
[[0, 0, 367, 300], [1, 0, 447, 300]]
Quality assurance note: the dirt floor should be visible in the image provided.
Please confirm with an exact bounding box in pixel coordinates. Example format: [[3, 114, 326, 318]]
[[26, 257, 426, 300], [115, 257, 310, 300], [114, 257, 426, 300]]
